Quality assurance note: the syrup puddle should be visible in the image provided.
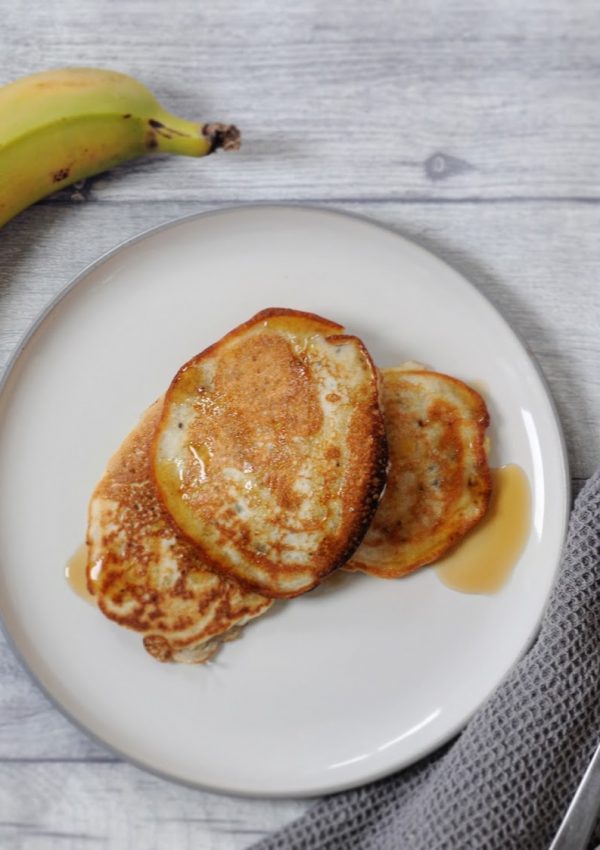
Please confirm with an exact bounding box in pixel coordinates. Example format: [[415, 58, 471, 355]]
[[65, 543, 95, 604], [435, 464, 530, 594], [469, 379, 489, 398]]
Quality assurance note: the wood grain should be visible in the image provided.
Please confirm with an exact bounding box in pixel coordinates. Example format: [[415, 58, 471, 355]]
[[0, 762, 308, 850], [1, 1, 600, 202], [1, 0, 599, 847]]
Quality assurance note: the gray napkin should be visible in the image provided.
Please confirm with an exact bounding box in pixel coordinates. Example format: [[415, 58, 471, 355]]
[[251, 469, 600, 850]]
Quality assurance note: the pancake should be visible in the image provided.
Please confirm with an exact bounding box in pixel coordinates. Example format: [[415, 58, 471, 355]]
[[346, 367, 491, 578], [153, 308, 387, 598], [86, 400, 272, 663]]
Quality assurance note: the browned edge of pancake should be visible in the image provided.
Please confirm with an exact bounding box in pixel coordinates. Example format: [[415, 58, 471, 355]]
[[84, 398, 165, 602], [315, 333, 389, 582], [347, 369, 492, 579]]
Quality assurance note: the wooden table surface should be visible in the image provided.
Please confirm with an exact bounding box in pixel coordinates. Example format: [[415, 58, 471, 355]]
[[1, 1, 599, 847]]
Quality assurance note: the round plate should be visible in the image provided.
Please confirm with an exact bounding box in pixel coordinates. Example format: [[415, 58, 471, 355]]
[[0, 205, 568, 797]]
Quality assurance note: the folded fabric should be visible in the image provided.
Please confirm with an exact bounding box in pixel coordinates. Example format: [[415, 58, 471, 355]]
[[252, 469, 600, 850]]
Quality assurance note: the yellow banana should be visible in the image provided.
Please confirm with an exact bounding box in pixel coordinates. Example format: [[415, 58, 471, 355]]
[[0, 67, 240, 229]]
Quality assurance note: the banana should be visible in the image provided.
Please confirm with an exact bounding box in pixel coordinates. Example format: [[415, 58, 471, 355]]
[[0, 67, 240, 229]]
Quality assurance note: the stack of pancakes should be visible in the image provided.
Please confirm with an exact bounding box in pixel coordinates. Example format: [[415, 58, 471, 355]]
[[86, 309, 491, 663]]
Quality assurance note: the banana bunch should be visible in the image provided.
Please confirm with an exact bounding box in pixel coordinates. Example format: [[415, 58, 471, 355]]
[[0, 67, 240, 229]]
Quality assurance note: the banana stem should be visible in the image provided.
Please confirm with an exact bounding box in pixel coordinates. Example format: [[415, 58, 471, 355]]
[[202, 123, 242, 153], [149, 114, 241, 157]]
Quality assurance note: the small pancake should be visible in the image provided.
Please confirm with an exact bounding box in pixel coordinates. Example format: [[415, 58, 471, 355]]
[[346, 368, 491, 578], [153, 308, 388, 598], [86, 400, 272, 663]]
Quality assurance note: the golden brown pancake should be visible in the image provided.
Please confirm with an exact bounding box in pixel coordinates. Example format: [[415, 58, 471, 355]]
[[86, 400, 272, 663], [152, 308, 387, 598], [346, 368, 491, 578]]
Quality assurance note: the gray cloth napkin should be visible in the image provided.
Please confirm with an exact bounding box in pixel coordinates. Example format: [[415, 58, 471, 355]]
[[251, 469, 600, 850]]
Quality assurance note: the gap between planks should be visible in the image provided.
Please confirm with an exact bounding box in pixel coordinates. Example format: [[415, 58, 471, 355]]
[[40, 195, 600, 207]]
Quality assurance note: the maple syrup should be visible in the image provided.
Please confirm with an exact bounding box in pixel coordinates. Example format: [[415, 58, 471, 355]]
[[65, 543, 95, 604], [435, 465, 530, 594]]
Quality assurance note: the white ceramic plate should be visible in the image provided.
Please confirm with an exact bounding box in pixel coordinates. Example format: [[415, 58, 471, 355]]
[[0, 205, 568, 797]]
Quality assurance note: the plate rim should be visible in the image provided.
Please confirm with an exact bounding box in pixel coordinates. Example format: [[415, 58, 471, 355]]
[[0, 202, 571, 798]]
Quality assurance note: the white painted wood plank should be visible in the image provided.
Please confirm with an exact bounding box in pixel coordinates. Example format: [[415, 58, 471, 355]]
[[0, 762, 309, 850], [2, 199, 598, 484], [1, 0, 599, 201]]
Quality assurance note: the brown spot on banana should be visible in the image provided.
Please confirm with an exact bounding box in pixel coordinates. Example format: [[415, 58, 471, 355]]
[[147, 118, 183, 139], [52, 166, 71, 182]]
